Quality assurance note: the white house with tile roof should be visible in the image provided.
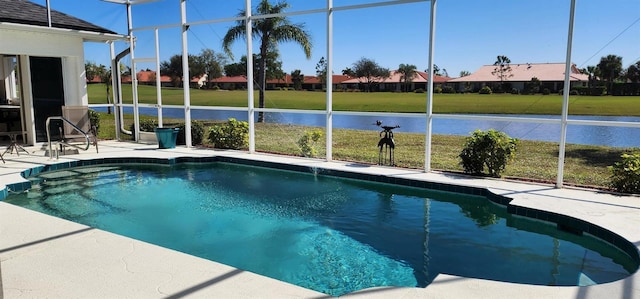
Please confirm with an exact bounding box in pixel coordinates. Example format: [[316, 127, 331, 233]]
[[448, 63, 588, 93], [0, 0, 125, 145]]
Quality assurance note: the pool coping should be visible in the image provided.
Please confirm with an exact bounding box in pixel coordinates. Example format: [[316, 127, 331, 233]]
[[1, 141, 639, 298]]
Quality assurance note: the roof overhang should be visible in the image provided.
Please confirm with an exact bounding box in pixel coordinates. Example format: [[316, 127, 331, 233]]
[[0, 21, 128, 42]]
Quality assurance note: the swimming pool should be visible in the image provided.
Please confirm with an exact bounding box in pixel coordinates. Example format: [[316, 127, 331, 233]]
[[4, 161, 638, 296]]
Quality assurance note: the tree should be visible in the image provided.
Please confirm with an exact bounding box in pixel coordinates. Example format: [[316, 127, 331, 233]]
[[223, 0, 312, 122], [351, 57, 390, 92], [197, 49, 229, 88], [85, 61, 113, 113], [315, 57, 327, 89], [291, 69, 304, 90], [395, 63, 417, 92], [625, 61, 640, 83], [491, 55, 513, 92], [426, 64, 441, 76], [224, 61, 246, 77], [97, 65, 112, 114], [85, 61, 99, 83], [342, 67, 355, 77], [580, 65, 601, 95], [459, 70, 471, 77], [160, 54, 205, 87], [223, 52, 285, 84], [597, 54, 623, 95]]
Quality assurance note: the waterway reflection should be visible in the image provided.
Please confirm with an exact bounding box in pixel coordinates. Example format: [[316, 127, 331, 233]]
[[95, 107, 640, 148]]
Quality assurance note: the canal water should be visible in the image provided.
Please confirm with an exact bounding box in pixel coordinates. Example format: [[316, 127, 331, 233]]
[[95, 107, 640, 148]]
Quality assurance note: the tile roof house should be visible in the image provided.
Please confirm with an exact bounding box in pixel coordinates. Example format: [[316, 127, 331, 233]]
[[341, 70, 452, 92], [210, 74, 353, 91], [448, 63, 588, 93], [0, 0, 125, 144]]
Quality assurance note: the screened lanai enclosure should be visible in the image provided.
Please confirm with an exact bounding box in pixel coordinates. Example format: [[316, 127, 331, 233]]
[[101, 0, 640, 188]]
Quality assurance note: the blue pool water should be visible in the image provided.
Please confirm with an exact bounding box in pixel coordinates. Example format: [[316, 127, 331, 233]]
[[4, 163, 637, 296]]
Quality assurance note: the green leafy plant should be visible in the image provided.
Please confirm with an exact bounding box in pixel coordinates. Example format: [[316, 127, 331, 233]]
[[129, 119, 158, 134], [609, 152, 640, 194], [88, 109, 100, 134], [297, 129, 323, 157], [459, 129, 519, 177], [208, 118, 249, 149], [176, 120, 206, 145], [479, 86, 492, 94]]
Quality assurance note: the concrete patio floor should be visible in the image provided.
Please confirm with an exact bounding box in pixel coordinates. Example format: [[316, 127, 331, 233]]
[[1, 140, 639, 298]]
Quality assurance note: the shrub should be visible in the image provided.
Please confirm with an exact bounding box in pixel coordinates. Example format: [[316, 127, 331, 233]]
[[297, 129, 323, 157], [459, 129, 519, 177], [434, 86, 443, 93], [414, 88, 425, 93], [88, 109, 100, 134], [542, 88, 550, 95], [479, 86, 492, 94], [609, 152, 640, 194], [208, 118, 248, 149], [511, 88, 520, 95], [176, 120, 206, 146], [442, 86, 456, 94], [130, 119, 158, 133], [211, 85, 220, 91]]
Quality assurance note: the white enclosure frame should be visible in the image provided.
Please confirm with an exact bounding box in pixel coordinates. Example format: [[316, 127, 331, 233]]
[[104, 0, 640, 189]]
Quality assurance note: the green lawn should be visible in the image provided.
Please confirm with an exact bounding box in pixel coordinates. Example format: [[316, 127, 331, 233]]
[[88, 84, 640, 116]]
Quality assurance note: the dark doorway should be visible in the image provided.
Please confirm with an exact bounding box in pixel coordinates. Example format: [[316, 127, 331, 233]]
[[30, 56, 64, 142]]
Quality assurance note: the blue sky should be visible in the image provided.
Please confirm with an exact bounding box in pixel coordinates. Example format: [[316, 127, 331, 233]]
[[33, 0, 639, 77]]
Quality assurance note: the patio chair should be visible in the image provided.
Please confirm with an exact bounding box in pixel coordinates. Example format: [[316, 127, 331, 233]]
[[59, 106, 98, 154]]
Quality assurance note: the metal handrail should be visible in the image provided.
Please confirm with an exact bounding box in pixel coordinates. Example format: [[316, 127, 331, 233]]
[[46, 116, 91, 159]]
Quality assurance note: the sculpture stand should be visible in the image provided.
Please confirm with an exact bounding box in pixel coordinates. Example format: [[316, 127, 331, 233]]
[[377, 124, 399, 166]]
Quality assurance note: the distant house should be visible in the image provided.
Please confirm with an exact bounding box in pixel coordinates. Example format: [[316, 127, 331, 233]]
[[210, 76, 249, 90], [341, 71, 451, 92], [301, 75, 352, 91], [209, 74, 353, 91], [121, 71, 205, 88], [448, 63, 588, 93], [0, 0, 125, 144], [136, 70, 172, 87]]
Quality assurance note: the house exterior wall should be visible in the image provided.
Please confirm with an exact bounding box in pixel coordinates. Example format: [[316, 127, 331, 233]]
[[0, 27, 88, 144]]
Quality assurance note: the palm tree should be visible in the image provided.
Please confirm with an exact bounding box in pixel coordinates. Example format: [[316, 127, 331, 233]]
[[597, 54, 623, 95], [395, 63, 417, 92], [223, 0, 312, 122], [581, 65, 599, 95], [97, 66, 112, 114]]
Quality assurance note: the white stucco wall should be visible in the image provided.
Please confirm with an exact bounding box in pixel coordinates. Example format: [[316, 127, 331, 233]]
[[0, 27, 88, 144]]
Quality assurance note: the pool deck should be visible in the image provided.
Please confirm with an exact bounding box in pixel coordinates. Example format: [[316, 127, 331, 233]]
[[1, 140, 639, 298]]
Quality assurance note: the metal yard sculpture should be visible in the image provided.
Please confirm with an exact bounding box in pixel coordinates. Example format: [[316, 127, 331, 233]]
[[376, 120, 399, 166]]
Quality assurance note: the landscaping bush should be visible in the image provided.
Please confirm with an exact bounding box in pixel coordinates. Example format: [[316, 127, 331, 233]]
[[208, 118, 248, 149], [442, 86, 456, 94], [459, 129, 519, 177], [130, 118, 157, 133], [414, 88, 425, 93], [609, 152, 640, 194], [176, 120, 206, 146], [88, 109, 100, 134], [297, 129, 323, 157], [511, 88, 520, 95], [542, 88, 551, 95], [434, 86, 443, 93], [479, 86, 492, 94]]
